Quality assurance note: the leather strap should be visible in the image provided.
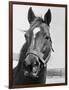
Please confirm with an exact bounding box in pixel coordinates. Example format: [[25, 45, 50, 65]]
[[27, 50, 51, 67]]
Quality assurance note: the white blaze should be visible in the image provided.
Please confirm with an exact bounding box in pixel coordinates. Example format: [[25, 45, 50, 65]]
[[33, 27, 40, 38]]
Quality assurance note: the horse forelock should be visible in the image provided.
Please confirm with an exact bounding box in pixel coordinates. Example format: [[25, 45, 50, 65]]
[[27, 17, 50, 37]]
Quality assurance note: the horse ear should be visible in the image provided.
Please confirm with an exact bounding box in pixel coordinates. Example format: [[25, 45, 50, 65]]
[[44, 9, 51, 26], [28, 7, 36, 24]]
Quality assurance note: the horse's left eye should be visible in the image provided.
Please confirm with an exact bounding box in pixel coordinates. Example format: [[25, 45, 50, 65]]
[[45, 36, 50, 40]]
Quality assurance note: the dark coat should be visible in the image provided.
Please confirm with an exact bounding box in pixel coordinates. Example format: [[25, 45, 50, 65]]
[[13, 42, 47, 85]]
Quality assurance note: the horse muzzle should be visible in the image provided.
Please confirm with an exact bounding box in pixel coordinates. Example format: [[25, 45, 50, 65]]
[[23, 54, 40, 78]]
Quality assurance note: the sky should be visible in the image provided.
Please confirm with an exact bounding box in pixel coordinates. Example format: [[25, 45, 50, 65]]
[[13, 4, 65, 69]]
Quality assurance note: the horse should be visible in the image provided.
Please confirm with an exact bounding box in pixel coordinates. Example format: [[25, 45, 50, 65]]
[[13, 7, 53, 85]]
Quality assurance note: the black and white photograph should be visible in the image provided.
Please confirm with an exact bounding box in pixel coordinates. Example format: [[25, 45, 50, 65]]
[[9, 1, 67, 88]]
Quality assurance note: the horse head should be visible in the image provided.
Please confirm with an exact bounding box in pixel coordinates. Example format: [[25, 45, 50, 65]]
[[22, 7, 53, 78]]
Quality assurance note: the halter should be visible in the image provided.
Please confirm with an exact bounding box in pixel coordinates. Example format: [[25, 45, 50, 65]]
[[26, 49, 51, 67]]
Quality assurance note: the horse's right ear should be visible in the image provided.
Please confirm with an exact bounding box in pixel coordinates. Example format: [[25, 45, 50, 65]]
[[28, 7, 36, 24], [44, 9, 51, 26]]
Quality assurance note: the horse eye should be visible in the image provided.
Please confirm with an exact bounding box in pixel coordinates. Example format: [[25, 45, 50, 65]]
[[45, 36, 50, 40], [25, 33, 29, 39], [25, 34, 27, 38]]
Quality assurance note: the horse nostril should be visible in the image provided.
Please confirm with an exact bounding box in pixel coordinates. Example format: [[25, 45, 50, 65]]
[[32, 66, 37, 73], [24, 71, 29, 76]]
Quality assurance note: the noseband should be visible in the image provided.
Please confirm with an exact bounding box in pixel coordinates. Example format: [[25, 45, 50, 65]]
[[26, 49, 51, 67]]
